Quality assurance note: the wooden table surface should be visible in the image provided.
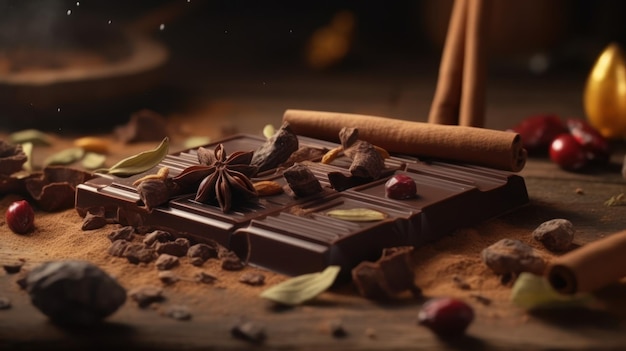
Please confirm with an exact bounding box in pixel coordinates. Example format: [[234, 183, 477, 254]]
[[1, 69, 626, 350]]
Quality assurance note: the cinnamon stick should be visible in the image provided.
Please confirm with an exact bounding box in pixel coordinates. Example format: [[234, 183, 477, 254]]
[[283, 109, 527, 172], [547, 230, 626, 295], [459, 0, 490, 127], [428, 0, 468, 126]]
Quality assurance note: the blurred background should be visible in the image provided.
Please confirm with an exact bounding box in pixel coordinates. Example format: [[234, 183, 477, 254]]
[[1, 0, 626, 134]]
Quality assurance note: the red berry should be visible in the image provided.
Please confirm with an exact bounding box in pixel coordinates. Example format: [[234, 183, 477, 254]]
[[6, 200, 35, 234], [385, 174, 417, 200], [417, 297, 474, 337], [510, 114, 567, 154], [566, 118, 611, 164], [549, 134, 588, 171]]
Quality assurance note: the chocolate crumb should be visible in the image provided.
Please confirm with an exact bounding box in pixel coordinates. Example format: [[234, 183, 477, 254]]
[[221, 251, 245, 271], [231, 319, 266, 344], [3, 259, 25, 274], [195, 271, 217, 284], [365, 327, 377, 339], [162, 304, 192, 321], [108, 239, 131, 257], [328, 319, 348, 338], [470, 293, 492, 306], [452, 275, 471, 290], [0, 297, 11, 310], [143, 230, 174, 246], [158, 271, 180, 285], [251, 122, 299, 173], [107, 226, 135, 242], [81, 211, 108, 230], [155, 254, 179, 271], [239, 272, 265, 286], [129, 286, 165, 308], [188, 243, 219, 266], [125, 243, 156, 264], [155, 238, 190, 257]]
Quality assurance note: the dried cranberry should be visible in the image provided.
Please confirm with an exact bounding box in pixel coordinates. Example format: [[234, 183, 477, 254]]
[[510, 114, 567, 154], [385, 174, 417, 200], [417, 297, 474, 337], [549, 134, 588, 171], [566, 118, 611, 164], [6, 200, 35, 234]]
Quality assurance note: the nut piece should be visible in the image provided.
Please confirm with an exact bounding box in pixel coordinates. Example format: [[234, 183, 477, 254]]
[[481, 238, 546, 276], [532, 219, 575, 252], [253, 180, 284, 196], [321, 146, 342, 164], [74, 136, 110, 154]]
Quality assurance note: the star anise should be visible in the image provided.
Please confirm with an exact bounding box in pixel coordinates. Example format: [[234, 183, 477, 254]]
[[172, 144, 258, 212]]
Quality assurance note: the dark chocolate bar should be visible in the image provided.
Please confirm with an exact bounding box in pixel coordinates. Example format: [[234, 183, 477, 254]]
[[75, 134, 528, 276]]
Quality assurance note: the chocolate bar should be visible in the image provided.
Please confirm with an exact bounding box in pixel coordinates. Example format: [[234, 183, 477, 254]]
[[75, 134, 528, 276]]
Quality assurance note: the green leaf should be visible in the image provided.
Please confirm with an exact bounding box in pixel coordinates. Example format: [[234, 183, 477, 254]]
[[326, 208, 387, 222], [43, 147, 84, 166], [262, 124, 275, 139], [260, 265, 341, 305], [510, 272, 594, 310], [82, 152, 107, 170], [9, 129, 52, 146], [98, 137, 169, 177]]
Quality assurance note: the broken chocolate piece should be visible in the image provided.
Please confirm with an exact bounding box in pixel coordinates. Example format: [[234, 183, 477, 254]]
[[0, 141, 27, 176], [107, 226, 135, 242], [26, 166, 93, 211], [155, 238, 190, 257], [129, 285, 165, 308], [0, 297, 11, 310], [278, 146, 327, 169], [195, 271, 217, 284], [221, 251, 245, 271], [187, 243, 219, 266], [108, 239, 131, 257], [81, 211, 108, 230], [3, 259, 25, 274], [158, 271, 179, 285], [125, 243, 156, 264], [283, 163, 323, 197], [251, 122, 299, 173], [338, 127, 385, 179], [136, 178, 174, 211], [155, 254, 179, 270], [143, 230, 174, 246], [25, 260, 126, 325]]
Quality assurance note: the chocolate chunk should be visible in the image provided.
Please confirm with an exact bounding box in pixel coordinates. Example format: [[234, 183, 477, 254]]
[[283, 163, 323, 197], [328, 319, 348, 338], [143, 230, 174, 246], [187, 243, 219, 266], [278, 146, 327, 169], [231, 319, 266, 344], [108, 239, 131, 257], [137, 179, 173, 211], [155, 254, 179, 271], [129, 285, 165, 308], [26, 167, 93, 212], [125, 243, 156, 264], [115, 109, 168, 143], [532, 219, 575, 252], [195, 271, 217, 284], [221, 251, 245, 271], [346, 141, 385, 179], [3, 259, 25, 274], [0, 297, 11, 310], [0, 141, 27, 176], [81, 211, 108, 230], [24, 261, 126, 325], [251, 122, 299, 173], [238, 272, 265, 286], [107, 226, 135, 242], [156, 238, 190, 257], [481, 238, 546, 275], [162, 304, 192, 321], [158, 271, 179, 285]]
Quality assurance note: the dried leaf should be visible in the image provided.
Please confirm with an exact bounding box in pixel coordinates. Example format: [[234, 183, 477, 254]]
[[82, 152, 106, 170], [262, 124, 275, 139], [9, 129, 51, 146], [326, 208, 386, 222], [510, 272, 594, 310], [98, 137, 169, 177], [260, 265, 340, 305], [44, 147, 84, 166], [604, 193, 625, 206]]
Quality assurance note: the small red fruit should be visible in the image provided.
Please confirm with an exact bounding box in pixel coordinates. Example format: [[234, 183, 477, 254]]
[[566, 118, 611, 164], [418, 297, 474, 337], [6, 200, 35, 234], [549, 133, 588, 171], [385, 174, 417, 200], [510, 114, 567, 154]]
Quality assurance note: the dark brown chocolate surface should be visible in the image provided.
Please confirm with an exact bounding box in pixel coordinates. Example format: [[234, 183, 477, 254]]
[[75, 134, 529, 276]]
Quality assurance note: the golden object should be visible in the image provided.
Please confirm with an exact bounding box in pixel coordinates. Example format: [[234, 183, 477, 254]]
[[132, 167, 169, 187], [583, 43, 626, 139], [74, 136, 110, 154], [253, 180, 284, 196], [321, 146, 343, 164]]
